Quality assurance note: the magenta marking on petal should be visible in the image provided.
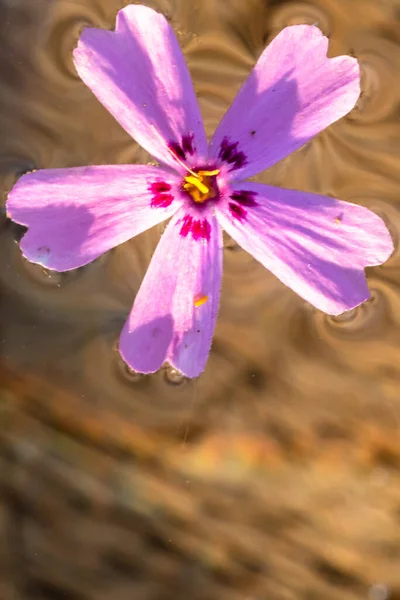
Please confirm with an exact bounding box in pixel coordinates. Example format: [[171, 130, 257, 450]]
[[230, 190, 258, 207], [179, 214, 211, 241], [218, 137, 247, 171], [180, 214, 193, 237], [182, 133, 195, 156], [150, 181, 172, 194], [168, 141, 186, 161], [168, 134, 196, 163], [149, 180, 174, 208], [229, 202, 247, 221], [151, 193, 174, 208], [192, 218, 211, 241]]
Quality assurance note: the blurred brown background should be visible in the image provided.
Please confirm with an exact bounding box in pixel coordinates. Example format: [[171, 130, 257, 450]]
[[1, 0, 400, 598]]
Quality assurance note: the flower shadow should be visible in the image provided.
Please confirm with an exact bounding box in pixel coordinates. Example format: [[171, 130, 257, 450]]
[[249, 70, 310, 171], [262, 229, 369, 311], [13, 202, 97, 271], [120, 314, 174, 373]]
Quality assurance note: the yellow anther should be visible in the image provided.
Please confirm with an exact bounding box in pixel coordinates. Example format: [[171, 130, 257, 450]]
[[183, 169, 220, 204], [184, 175, 209, 195], [194, 295, 208, 308], [200, 169, 220, 177]]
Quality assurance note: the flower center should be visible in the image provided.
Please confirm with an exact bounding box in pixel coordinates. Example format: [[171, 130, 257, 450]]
[[183, 169, 220, 204]]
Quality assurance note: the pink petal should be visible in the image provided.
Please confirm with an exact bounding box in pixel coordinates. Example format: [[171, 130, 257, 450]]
[[7, 165, 182, 271], [119, 209, 223, 378], [73, 5, 207, 172], [216, 183, 393, 315], [208, 25, 360, 180]]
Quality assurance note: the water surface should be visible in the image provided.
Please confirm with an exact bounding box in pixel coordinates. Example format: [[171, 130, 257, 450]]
[[1, 1, 400, 599]]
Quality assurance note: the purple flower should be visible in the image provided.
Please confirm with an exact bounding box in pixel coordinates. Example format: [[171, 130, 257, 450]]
[[6, 5, 393, 378]]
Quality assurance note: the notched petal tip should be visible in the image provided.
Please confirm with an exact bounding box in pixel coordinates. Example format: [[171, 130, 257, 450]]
[[6, 175, 34, 227], [217, 183, 392, 317], [73, 3, 163, 60], [119, 314, 174, 376], [325, 288, 370, 317], [72, 2, 207, 171], [6, 164, 181, 273], [209, 22, 362, 179], [368, 216, 395, 266], [169, 358, 205, 379], [119, 211, 222, 380], [115, 3, 162, 26], [331, 55, 361, 114], [284, 23, 325, 38]]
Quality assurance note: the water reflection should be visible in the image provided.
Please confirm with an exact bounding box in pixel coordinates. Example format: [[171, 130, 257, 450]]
[[1, 0, 400, 599]]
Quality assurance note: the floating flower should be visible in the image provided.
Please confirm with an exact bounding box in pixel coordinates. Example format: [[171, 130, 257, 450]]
[[6, 5, 393, 378]]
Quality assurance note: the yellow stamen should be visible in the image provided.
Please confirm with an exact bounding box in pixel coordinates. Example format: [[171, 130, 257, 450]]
[[200, 169, 220, 177], [184, 175, 209, 195], [194, 295, 208, 308], [183, 169, 220, 204]]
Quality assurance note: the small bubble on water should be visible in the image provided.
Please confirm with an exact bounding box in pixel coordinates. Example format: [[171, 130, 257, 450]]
[[331, 307, 357, 322], [23, 259, 63, 286], [369, 583, 390, 600], [123, 363, 145, 382], [164, 367, 186, 385]]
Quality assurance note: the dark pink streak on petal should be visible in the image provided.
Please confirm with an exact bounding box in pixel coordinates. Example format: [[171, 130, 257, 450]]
[[180, 214, 193, 237], [218, 137, 247, 171], [229, 202, 247, 221], [231, 190, 258, 207], [168, 141, 186, 161], [168, 133, 196, 163], [151, 193, 174, 208], [149, 180, 174, 208], [192, 219, 211, 241], [150, 181, 171, 193], [179, 214, 211, 241], [182, 133, 195, 156]]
